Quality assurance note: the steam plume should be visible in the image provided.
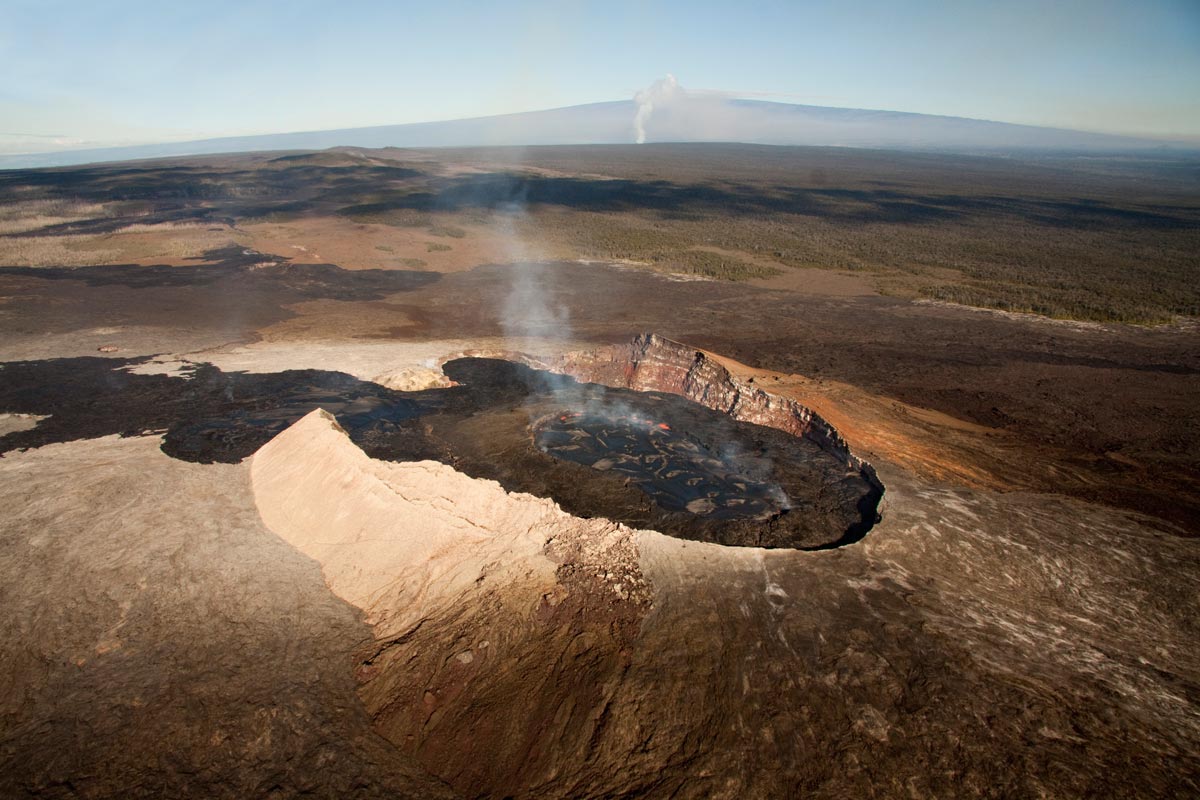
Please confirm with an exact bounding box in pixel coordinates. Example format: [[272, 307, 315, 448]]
[[633, 74, 681, 144]]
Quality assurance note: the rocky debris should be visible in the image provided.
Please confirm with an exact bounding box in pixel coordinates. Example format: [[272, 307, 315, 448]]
[[545, 518, 652, 609], [370, 365, 453, 391], [96, 344, 119, 352], [434, 347, 553, 372]]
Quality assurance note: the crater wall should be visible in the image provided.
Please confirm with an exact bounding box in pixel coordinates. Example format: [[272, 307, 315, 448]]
[[555, 332, 885, 505]]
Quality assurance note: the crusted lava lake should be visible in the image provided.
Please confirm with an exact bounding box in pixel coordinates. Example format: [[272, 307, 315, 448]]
[[0, 351, 881, 550], [533, 407, 791, 521]]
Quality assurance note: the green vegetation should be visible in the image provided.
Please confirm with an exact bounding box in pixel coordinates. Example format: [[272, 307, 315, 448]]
[[399, 257, 427, 268], [427, 242, 452, 252], [337, 205, 431, 227], [519, 212, 780, 280], [497, 166, 1198, 322], [649, 250, 780, 281], [488, 145, 1200, 323], [428, 224, 467, 239]]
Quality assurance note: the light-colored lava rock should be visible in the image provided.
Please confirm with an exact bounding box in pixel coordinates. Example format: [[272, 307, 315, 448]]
[[123, 337, 571, 385], [250, 410, 655, 793], [370, 365, 454, 391], [0, 412, 45, 437], [0, 434, 456, 799], [250, 409, 563, 640]]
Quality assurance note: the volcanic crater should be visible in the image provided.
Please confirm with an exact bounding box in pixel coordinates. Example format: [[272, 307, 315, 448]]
[[0, 334, 883, 550]]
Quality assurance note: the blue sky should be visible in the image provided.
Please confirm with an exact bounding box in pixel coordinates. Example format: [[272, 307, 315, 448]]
[[2, 0, 1198, 153]]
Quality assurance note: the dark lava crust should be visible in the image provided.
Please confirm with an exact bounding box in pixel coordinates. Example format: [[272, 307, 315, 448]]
[[533, 409, 790, 521], [0, 355, 880, 549]]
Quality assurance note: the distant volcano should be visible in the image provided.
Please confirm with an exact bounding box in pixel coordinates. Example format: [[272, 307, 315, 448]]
[[4, 95, 1193, 169]]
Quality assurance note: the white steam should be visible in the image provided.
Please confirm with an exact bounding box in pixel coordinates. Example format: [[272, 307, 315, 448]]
[[491, 189, 572, 348], [633, 73, 682, 144]]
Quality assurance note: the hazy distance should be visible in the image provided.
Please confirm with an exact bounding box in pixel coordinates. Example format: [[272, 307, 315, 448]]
[[4, 0, 1199, 166], [4, 88, 1197, 170]]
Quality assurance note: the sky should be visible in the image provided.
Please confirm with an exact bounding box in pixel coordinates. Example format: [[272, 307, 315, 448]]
[[2, 0, 1198, 154]]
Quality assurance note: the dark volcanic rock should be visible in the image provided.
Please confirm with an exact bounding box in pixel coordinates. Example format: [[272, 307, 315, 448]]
[[0, 350, 882, 549]]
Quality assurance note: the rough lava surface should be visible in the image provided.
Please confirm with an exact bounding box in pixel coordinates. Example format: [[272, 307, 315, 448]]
[[1, 251, 1198, 797], [229, 342, 1197, 799], [2, 328, 1198, 798]]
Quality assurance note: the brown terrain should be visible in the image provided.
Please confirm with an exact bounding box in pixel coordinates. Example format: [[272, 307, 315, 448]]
[[0, 144, 1197, 798]]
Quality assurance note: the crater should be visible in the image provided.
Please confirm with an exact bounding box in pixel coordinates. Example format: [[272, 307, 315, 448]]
[[0, 335, 882, 550]]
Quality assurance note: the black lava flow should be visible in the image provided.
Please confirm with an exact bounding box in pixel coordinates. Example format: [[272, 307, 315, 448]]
[[0, 355, 881, 549]]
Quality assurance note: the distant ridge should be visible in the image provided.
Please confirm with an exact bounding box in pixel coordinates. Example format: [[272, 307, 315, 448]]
[[3, 98, 1193, 169]]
